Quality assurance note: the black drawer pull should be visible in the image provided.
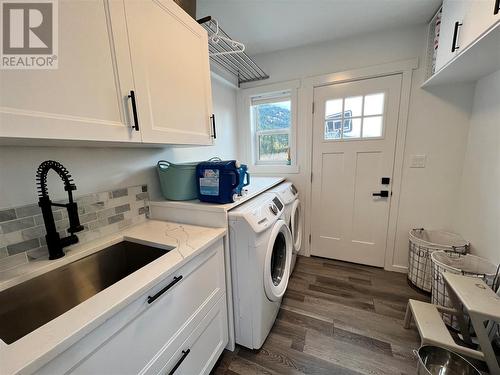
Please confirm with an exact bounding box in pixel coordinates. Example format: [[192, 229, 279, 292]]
[[128, 90, 140, 131], [147, 275, 182, 304], [495, 0, 499, 15], [168, 349, 190, 375], [211, 114, 217, 139], [451, 21, 463, 53]]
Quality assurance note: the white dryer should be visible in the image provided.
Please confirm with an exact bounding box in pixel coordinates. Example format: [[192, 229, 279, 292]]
[[269, 182, 302, 271], [228, 192, 292, 349]]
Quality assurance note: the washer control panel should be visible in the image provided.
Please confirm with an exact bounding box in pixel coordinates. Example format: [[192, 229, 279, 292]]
[[230, 193, 286, 233]]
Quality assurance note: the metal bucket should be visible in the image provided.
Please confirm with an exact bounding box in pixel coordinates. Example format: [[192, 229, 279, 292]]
[[415, 346, 480, 375]]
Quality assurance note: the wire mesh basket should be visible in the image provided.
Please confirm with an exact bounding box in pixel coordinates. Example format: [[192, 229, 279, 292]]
[[408, 229, 469, 293], [431, 251, 499, 329]]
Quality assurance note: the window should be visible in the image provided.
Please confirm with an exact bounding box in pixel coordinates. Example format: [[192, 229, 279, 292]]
[[324, 92, 385, 140], [252, 96, 291, 164], [251, 91, 293, 165], [239, 80, 299, 173]]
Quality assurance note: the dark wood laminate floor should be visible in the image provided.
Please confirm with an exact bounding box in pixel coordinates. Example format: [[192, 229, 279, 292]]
[[212, 255, 431, 375]]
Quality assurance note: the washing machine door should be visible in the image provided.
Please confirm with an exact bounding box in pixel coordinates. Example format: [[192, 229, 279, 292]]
[[291, 199, 302, 252], [264, 219, 292, 302]]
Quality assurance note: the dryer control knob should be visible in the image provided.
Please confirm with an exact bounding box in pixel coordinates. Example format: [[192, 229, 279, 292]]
[[269, 204, 278, 215]]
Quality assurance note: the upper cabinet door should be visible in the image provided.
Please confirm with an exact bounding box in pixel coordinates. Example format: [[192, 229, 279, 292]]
[[435, 0, 469, 71], [461, 0, 500, 48], [123, 0, 214, 145], [0, 0, 140, 143]]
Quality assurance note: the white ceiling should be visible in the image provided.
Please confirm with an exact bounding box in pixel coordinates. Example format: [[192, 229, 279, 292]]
[[197, 0, 441, 55]]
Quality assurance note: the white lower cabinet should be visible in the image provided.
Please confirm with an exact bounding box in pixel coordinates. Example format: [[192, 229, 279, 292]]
[[156, 297, 228, 375], [37, 239, 227, 375]]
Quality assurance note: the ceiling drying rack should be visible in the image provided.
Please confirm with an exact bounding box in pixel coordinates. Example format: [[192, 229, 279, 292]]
[[197, 16, 269, 86]]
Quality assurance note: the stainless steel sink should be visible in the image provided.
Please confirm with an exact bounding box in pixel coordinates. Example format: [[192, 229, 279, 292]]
[[0, 241, 172, 344]]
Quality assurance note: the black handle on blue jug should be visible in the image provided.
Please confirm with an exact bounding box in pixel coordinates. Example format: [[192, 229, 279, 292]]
[[243, 171, 250, 187]]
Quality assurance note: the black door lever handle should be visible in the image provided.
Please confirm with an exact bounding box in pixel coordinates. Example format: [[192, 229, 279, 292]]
[[373, 190, 389, 198]]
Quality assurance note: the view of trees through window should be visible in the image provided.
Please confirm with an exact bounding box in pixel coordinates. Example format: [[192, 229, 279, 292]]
[[253, 100, 291, 163]]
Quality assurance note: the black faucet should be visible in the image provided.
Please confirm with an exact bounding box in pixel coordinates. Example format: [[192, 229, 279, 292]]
[[36, 161, 84, 260]]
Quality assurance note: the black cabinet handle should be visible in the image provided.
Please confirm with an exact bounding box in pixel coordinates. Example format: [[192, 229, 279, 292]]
[[451, 21, 463, 53], [147, 275, 182, 304], [211, 114, 216, 139], [168, 349, 190, 375], [128, 90, 140, 131], [495, 0, 499, 15], [373, 190, 389, 198]]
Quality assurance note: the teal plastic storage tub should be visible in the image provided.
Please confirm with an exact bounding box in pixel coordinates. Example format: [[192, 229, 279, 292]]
[[157, 160, 198, 201]]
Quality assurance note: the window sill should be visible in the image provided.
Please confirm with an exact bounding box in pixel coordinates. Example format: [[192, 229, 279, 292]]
[[249, 164, 300, 174]]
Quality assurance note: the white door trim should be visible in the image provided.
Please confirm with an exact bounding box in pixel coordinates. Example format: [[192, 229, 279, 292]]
[[301, 58, 418, 272]]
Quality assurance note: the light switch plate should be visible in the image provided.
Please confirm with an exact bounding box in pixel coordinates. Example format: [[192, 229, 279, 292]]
[[410, 154, 426, 168]]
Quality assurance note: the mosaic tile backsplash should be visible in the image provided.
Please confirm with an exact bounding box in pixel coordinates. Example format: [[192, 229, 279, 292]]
[[0, 184, 149, 270]]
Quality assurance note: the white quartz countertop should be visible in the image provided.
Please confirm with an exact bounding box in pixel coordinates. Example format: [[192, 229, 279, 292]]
[[0, 219, 226, 375], [150, 176, 285, 213]]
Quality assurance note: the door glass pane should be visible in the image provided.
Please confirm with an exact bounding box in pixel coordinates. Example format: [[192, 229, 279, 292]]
[[324, 98, 343, 140], [270, 231, 287, 286], [344, 96, 362, 117], [363, 116, 383, 137], [253, 100, 291, 131], [364, 93, 385, 116], [258, 134, 289, 161], [343, 118, 361, 139], [325, 98, 343, 117]]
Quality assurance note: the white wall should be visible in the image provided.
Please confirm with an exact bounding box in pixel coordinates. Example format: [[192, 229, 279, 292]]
[[240, 25, 475, 270], [0, 76, 238, 208], [454, 69, 500, 265]]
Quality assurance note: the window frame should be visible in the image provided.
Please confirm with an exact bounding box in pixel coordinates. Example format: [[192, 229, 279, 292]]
[[238, 80, 300, 174]]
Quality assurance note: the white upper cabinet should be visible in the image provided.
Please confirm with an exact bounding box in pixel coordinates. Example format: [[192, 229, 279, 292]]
[[0, 0, 140, 143], [0, 0, 214, 146], [117, 0, 214, 145], [425, 0, 500, 87], [435, 0, 469, 71], [461, 0, 500, 47]]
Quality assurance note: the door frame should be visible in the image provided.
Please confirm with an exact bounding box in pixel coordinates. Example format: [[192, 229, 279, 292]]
[[301, 58, 418, 272]]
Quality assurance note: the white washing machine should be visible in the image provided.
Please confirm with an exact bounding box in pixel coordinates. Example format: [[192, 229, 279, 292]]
[[269, 182, 302, 271], [228, 192, 293, 349]]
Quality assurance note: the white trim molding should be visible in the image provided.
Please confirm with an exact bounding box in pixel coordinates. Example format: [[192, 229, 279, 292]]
[[301, 58, 418, 273], [237, 80, 301, 174]]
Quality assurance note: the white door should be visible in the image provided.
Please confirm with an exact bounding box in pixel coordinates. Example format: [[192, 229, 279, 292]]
[[310, 74, 402, 267], [123, 0, 214, 145], [0, 0, 139, 142]]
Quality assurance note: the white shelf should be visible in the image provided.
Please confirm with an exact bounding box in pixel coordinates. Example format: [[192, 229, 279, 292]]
[[150, 176, 285, 213], [422, 22, 500, 88]]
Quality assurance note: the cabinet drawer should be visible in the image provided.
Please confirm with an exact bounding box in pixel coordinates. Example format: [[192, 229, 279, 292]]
[[38, 239, 225, 375], [158, 296, 228, 375]]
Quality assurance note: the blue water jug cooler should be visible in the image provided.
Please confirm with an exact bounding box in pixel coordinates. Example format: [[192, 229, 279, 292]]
[[196, 159, 250, 204]]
